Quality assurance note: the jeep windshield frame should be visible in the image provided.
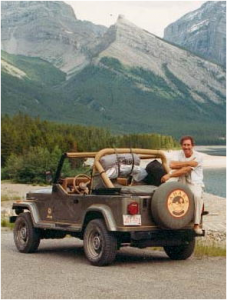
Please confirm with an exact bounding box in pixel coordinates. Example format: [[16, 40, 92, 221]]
[[53, 152, 97, 184]]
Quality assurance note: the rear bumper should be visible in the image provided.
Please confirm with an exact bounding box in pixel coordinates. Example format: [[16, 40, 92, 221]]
[[130, 229, 205, 247]]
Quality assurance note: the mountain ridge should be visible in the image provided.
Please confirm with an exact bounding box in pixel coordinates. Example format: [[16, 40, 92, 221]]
[[93, 14, 225, 105], [1, 1, 107, 75], [164, 1, 226, 66]]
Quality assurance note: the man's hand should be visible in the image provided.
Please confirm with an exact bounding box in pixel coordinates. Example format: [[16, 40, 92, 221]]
[[161, 166, 192, 183], [161, 173, 171, 183]]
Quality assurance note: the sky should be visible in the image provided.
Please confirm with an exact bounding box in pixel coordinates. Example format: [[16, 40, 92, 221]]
[[66, 1, 206, 37]]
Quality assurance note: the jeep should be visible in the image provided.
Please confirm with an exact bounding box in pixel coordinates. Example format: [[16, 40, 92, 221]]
[[11, 148, 205, 266]]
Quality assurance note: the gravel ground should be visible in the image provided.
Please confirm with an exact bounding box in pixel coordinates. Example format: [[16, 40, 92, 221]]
[[1, 231, 226, 299]]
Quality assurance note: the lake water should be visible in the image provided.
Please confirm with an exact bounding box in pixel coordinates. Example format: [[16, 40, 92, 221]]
[[195, 146, 226, 198], [195, 145, 226, 156], [203, 168, 226, 198]]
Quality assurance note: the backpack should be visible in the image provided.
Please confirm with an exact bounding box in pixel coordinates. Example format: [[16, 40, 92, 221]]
[[143, 159, 167, 186]]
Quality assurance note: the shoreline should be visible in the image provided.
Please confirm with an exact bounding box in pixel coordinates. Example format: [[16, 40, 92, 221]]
[[200, 153, 226, 168]]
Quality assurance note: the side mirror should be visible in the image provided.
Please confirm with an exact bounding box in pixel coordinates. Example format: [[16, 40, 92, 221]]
[[45, 171, 53, 183]]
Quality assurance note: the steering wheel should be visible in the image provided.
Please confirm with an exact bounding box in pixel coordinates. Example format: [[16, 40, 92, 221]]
[[72, 174, 91, 194]]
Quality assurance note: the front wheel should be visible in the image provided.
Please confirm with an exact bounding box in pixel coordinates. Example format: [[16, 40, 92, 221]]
[[14, 212, 40, 253], [83, 219, 117, 266], [164, 238, 195, 260]]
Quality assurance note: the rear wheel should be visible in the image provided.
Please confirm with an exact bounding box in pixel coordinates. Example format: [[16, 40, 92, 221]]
[[164, 238, 195, 260], [14, 212, 40, 253], [84, 219, 117, 266]]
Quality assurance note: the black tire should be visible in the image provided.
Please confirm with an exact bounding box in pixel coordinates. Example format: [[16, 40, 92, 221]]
[[164, 238, 195, 260], [151, 182, 194, 229], [13, 212, 40, 253], [83, 219, 117, 266]]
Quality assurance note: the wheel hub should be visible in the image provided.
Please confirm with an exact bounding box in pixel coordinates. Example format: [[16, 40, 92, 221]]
[[93, 235, 101, 250], [19, 226, 27, 241]]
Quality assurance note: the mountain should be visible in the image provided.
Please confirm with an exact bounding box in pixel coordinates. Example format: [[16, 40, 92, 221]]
[[1, 3, 226, 144], [1, 50, 66, 85], [1, 1, 107, 76], [164, 1, 226, 66], [1, 50, 67, 118], [91, 15, 225, 105], [56, 16, 225, 143]]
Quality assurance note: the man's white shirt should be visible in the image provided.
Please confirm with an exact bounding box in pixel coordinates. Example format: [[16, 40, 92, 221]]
[[171, 150, 204, 186]]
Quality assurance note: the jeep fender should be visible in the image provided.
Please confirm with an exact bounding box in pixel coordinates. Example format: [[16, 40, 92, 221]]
[[85, 204, 117, 231], [12, 202, 40, 226]]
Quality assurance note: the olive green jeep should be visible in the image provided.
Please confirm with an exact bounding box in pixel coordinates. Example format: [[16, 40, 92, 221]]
[[11, 148, 205, 266]]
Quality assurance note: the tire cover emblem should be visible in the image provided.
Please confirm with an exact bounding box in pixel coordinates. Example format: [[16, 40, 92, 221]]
[[167, 189, 189, 218]]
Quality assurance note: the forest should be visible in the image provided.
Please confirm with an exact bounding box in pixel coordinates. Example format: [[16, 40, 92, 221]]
[[1, 113, 179, 183]]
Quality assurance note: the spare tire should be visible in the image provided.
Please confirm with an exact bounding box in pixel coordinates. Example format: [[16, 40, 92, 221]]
[[151, 182, 194, 229]]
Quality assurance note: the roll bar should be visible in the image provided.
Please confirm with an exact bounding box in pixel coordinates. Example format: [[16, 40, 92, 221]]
[[54, 149, 170, 187], [93, 148, 170, 188]]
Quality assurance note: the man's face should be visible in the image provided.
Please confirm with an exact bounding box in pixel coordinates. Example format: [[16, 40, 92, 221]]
[[181, 139, 193, 157]]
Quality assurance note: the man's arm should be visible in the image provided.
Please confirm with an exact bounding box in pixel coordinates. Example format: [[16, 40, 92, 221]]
[[170, 159, 198, 169], [161, 166, 192, 183]]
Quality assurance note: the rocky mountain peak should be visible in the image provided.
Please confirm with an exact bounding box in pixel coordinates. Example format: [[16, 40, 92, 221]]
[[1, 1, 77, 22], [117, 14, 125, 21], [90, 15, 145, 61], [205, 0, 227, 5], [164, 1, 226, 66], [96, 14, 225, 105], [1, 1, 106, 75], [115, 14, 146, 32]]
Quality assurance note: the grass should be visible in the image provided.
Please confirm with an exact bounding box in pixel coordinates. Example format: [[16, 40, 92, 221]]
[[1, 194, 21, 202], [1, 191, 20, 229], [194, 241, 226, 257], [1, 218, 14, 230], [148, 241, 226, 257]]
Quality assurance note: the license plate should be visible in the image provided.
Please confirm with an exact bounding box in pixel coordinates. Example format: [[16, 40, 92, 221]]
[[123, 214, 141, 226]]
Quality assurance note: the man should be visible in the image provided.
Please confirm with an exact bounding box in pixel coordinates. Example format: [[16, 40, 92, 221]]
[[161, 136, 204, 234]]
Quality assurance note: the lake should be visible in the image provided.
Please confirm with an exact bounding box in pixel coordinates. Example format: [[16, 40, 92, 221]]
[[195, 146, 226, 198], [195, 145, 226, 156]]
